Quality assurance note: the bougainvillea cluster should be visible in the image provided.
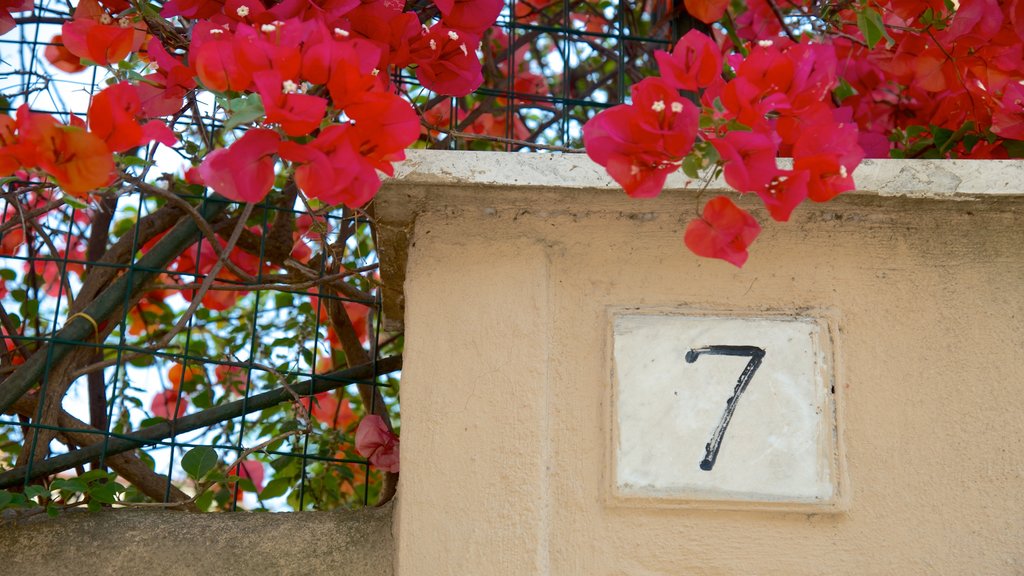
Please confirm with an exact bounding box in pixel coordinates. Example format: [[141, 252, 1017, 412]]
[[585, 0, 1024, 266], [1, 1, 1023, 509]]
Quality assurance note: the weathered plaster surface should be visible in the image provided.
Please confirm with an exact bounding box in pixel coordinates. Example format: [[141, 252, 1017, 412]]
[[393, 150, 1024, 198], [0, 506, 393, 576], [381, 152, 1024, 575]]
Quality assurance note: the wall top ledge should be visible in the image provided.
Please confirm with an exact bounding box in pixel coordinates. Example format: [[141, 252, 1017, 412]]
[[390, 149, 1024, 200]]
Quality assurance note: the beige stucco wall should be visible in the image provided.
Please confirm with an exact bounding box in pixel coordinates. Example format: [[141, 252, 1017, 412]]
[[380, 152, 1024, 575]]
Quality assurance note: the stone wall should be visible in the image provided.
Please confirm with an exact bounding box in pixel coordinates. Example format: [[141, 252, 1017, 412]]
[[0, 505, 392, 576]]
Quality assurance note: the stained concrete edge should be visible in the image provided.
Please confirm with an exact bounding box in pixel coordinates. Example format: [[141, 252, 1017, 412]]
[[0, 504, 393, 576], [392, 149, 1024, 199]]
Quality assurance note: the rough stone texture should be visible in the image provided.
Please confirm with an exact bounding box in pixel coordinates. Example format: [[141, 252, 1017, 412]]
[[0, 505, 393, 576], [380, 153, 1024, 574]]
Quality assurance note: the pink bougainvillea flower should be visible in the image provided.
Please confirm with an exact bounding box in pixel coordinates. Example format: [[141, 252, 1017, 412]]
[[60, 0, 143, 66], [88, 82, 177, 153], [711, 129, 779, 193], [434, 0, 504, 34], [684, 196, 761, 267], [409, 24, 483, 97], [279, 124, 366, 206], [198, 129, 280, 203], [792, 121, 863, 202], [214, 364, 250, 397], [584, 78, 699, 199], [683, 0, 729, 24], [229, 460, 265, 494], [584, 107, 673, 198], [629, 77, 700, 160], [160, 0, 223, 19], [991, 81, 1024, 140], [757, 169, 810, 222], [151, 389, 187, 420], [0, 0, 32, 36], [136, 37, 197, 117], [252, 71, 327, 137], [654, 29, 722, 92], [355, 414, 399, 473]]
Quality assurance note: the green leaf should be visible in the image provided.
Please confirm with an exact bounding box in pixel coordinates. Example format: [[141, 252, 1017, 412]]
[[195, 489, 214, 511], [857, 7, 894, 49], [0, 268, 15, 281], [20, 299, 38, 320], [46, 503, 60, 517], [0, 490, 13, 508], [1003, 139, 1024, 158], [833, 78, 858, 102], [79, 469, 112, 483], [181, 446, 219, 480], [63, 194, 89, 210], [88, 481, 125, 504], [223, 94, 265, 132], [24, 484, 48, 499], [681, 154, 703, 180]]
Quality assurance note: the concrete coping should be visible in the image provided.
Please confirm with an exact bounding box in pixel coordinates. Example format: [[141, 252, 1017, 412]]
[[390, 149, 1024, 199]]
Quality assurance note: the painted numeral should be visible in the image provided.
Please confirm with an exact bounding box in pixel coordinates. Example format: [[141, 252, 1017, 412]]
[[684, 345, 766, 471]]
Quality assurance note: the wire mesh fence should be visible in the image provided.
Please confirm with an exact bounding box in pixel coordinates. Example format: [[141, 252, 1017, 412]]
[[0, 0, 678, 513]]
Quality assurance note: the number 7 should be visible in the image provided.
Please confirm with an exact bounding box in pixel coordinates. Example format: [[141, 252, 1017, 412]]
[[685, 345, 766, 471]]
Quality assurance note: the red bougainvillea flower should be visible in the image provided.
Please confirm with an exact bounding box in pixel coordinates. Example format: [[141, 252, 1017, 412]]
[[127, 299, 165, 336], [235, 20, 305, 82], [14, 106, 115, 197], [279, 124, 365, 206], [409, 24, 483, 97], [310, 391, 356, 429], [355, 414, 399, 473], [655, 29, 722, 92], [61, 0, 144, 66], [0, 0, 32, 36], [683, 196, 761, 267], [346, 91, 421, 166], [151, 389, 187, 420], [168, 362, 204, 390], [44, 35, 87, 73], [301, 26, 382, 110], [991, 81, 1024, 140], [683, 0, 729, 24], [0, 114, 18, 178], [136, 37, 197, 117], [191, 22, 252, 93], [198, 129, 281, 203], [252, 71, 327, 137], [229, 460, 265, 494], [434, 0, 504, 34], [215, 364, 250, 396], [88, 82, 177, 153]]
